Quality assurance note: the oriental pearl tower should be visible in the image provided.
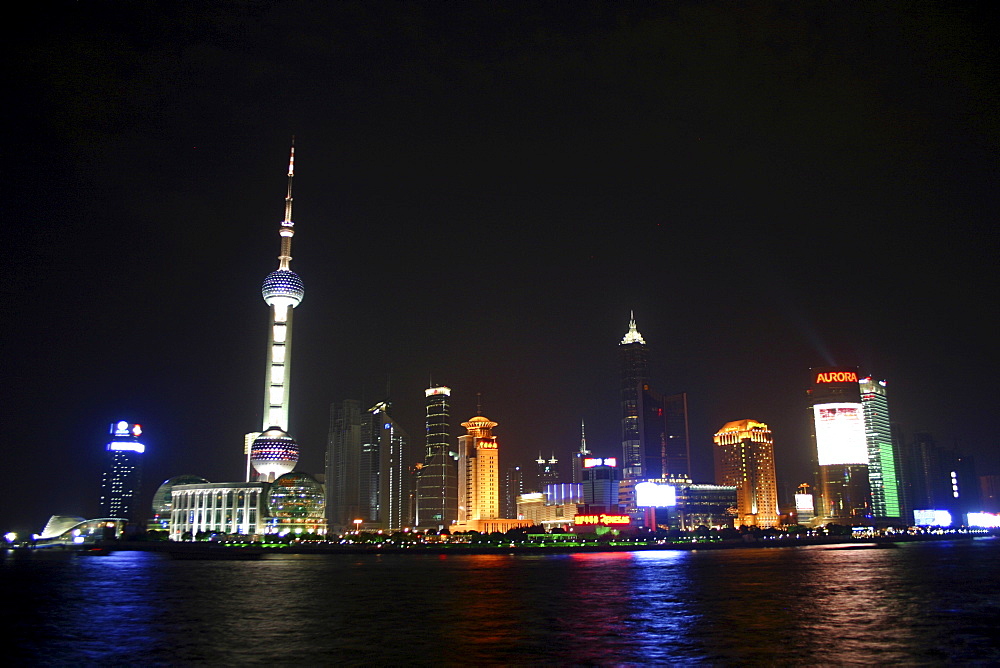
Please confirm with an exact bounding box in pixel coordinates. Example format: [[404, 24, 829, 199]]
[[248, 143, 304, 482]]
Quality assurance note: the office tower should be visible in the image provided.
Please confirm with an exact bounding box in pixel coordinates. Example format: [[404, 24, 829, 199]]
[[416, 386, 457, 529], [580, 458, 622, 511], [536, 452, 560, 487], [99, 420, 145, 523], [620, 312, 649, 478], [360, 401, 411, 530], [571, 421, 592, 484], [713, 420, 779, 528], [456, 414, 501, 524], [503, 466, 524, 519], [637, 386, 691, 479], [859, 377, 901, 519], [324, 399, 363, 532], [809, 366, 872, 523], [250, 144, 302, 481]]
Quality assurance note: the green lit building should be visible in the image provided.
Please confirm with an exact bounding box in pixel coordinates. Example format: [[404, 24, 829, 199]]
[[860, 377, 901, 519]]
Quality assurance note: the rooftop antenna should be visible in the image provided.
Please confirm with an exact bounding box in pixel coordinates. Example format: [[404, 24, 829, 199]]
[[276, 137, 296, 270]]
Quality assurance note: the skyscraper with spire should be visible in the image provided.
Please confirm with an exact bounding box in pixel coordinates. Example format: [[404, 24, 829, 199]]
[[620, 312, 649, 479], [572, 421, 592, 484], [248, 144, 303, 482]]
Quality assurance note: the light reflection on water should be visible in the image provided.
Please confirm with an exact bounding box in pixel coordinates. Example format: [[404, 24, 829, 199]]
[[5, 539, 1000, 665]]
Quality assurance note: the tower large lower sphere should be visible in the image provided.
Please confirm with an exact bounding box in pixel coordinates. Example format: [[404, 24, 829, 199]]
[[251, 427, 300, 482]]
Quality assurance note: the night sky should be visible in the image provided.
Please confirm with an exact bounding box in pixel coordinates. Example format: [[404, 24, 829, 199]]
[[5, 2, 997, 534]]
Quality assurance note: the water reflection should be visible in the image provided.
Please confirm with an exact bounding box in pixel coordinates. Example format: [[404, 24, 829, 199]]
[[5, 540, 999, 665]]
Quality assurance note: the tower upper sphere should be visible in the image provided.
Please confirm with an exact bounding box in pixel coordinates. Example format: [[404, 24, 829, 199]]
[[262, 269, 304, 307]]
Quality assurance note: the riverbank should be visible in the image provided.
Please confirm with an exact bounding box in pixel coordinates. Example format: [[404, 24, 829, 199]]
[[50, 530, 992, 558]]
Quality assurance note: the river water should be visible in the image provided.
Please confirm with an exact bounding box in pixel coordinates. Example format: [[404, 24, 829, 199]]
[[5, 538, 1000, 666]]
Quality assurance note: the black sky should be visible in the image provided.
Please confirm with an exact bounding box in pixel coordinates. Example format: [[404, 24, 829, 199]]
[[4, 1, 997, 533]]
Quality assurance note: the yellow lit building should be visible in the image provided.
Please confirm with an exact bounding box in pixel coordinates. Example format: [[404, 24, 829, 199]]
[[452, 414, 532, 534], [713, 420, 779, 528]]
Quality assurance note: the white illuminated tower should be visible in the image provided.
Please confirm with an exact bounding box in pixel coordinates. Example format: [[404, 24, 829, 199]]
[[249, 144, 303, 482]]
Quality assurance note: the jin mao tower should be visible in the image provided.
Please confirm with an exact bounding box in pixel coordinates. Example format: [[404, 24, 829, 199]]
[[620, 312, 649, 479]]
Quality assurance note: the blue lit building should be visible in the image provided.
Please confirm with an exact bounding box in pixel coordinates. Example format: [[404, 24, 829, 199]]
[[98, 420, 145, 524]]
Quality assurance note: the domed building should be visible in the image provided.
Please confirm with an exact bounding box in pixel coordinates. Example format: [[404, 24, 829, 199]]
[[266, 472, 326, 535], [148, 475, 209, 531]]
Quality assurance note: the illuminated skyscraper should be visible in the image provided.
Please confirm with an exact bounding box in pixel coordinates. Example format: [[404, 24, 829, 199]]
[[360, 401, 412, 530], [809, 366, 872, 524], [456, 415, 501, 523], [249, 145, 303, 482], [637, 385, 691, 479], [99, 421, 145, 523], [322, 398, 410, 533], [859, 377, 901, 519], [713, 420, 779, 528], [620, 312, 649, 478], [416, 386, 457, 529]]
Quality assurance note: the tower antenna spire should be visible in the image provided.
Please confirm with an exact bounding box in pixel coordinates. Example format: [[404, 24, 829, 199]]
[[476, 392, 483, 416], [278, 137, 296, 270]]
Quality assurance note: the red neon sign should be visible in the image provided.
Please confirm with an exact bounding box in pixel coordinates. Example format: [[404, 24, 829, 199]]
[[574, 514, 631, 526], [815, 371, 858, 384]]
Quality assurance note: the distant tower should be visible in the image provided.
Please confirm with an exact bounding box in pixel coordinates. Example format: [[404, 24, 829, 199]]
[[809, 366, 871, 524], [571, 421, 592, 484], [416, 386, 457, 529], [620, 312, 649, 478], [457, 414, 501, 523], [537, 452, 560, 487], [99, 421, 145, 523], [250, 143, 303, 482], [859, 377, 901, 519], [713, 420, 779, 528]]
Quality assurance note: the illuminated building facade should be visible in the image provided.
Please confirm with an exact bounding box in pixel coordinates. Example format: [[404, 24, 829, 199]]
[[809, 366, 872, 524], [713, 420, 779, 528], [149, 474, 209, 531], [859, 377, 901, 519], [456, 415, 501, 524], [416, 386, 457, 529], [168, 472, 325, 540], [674, 484, 738, 530], [620, 312, 649, 478], [170, 481, 269, 539], [99, 420, 145, 523], [580, 458, 622, 511], [250, 145, 302, 482]]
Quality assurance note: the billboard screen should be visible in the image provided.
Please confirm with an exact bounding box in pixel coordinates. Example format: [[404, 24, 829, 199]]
[[966, 512, 1000, 528], [913, 509, 952, 526], [813, 403, 867, 466], [794, 493, 814, 513], [635, 481, 676, 507]]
